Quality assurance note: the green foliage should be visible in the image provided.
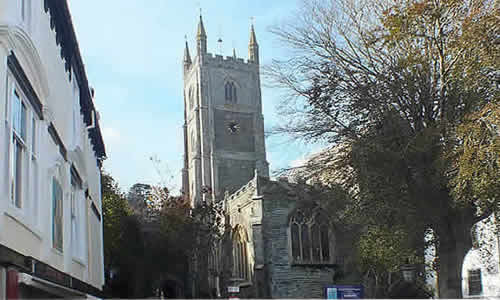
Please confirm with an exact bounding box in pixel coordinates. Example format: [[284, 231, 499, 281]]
[[450, 103, 500, 208], [269, 0, 498, 296], [102, 170, 224, 298], [101, 171, 132, 270], [358, 226, 420, 274], [101, 171, 147, 297]]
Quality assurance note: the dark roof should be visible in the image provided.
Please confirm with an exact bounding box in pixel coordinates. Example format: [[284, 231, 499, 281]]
[[43, 0, 106, 162]]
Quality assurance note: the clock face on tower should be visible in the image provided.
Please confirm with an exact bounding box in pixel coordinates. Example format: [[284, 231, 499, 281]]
[[215, 109, 254, 152], [227, 120, 240, 134]]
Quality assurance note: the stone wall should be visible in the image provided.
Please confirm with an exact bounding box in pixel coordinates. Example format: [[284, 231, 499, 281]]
[[259, 179, 361, 298], [217, 159, 256, 196], [223, 180, 259, 298], [221, 176, 362, 298], [260, 181, 334, 298], [214, 109, 255, 152]]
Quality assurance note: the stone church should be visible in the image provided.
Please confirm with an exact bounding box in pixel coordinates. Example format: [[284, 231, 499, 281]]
[[181, 16, 360, 298]]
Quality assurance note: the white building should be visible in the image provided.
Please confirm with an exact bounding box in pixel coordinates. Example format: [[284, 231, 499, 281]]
[[0, 0, 106, 298], [425, 214, 500, 298], [462, 214, 500, 298]]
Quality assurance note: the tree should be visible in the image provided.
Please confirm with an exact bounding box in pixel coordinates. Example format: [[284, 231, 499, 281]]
[[127, 183, 152, 212], [101, 171, 144, 297], [101, 171, 131, 277], [358, 225, 422, 297], [129, 182, 223, 298], [450, 103, 500, 210], [267, 0, 499, 297], [157, 192, 224, 298]]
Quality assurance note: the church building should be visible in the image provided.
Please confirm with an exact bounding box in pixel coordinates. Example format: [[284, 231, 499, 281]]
[[182, 15, 268, 207], [181, 16, 361, 298]]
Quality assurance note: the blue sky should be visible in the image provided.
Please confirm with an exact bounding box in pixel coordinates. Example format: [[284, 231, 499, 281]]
[[68, 0, 322, 193]]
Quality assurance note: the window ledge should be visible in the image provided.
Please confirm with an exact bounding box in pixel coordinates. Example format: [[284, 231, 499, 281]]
[[227, 278, 252, 288], [290, 261, 339, 267], [72, 256, 86, 267], [4, 210, 42, 240], [51, 247, 63, 257]]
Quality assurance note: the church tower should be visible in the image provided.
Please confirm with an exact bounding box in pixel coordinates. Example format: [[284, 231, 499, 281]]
[[182, 16, 269, 207]]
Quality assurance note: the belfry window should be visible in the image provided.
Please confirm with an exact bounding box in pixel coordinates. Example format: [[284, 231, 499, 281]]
[[289, 209, 332, 264], [225, 82, 237, 104], [232, 226, 249, 280]]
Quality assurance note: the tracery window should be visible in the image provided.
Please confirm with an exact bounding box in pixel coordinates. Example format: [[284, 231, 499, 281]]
[[289, 209, 332, 264], [232, 226, 249, 280], [225, 82, 237, 104]]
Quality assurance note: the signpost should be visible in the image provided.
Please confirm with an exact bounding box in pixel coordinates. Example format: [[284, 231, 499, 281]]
[[325, 285, 363, 299]]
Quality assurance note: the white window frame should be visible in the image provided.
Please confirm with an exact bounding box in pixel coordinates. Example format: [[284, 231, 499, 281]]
[[10, 88, 27, 210], [71, 176, 87, 264], [6, 79, 40, 226], [20, 0, 26, 21], [29, 110, 39, 226], [52, 176, 64, 252], [71, 185, 78, 258], [20, 0, 31, 30]]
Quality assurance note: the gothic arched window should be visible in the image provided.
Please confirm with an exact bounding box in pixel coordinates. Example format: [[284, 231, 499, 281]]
[[232, 226, 249, 280], [225, 82, 237, 104], [289, 209, 332, 264]]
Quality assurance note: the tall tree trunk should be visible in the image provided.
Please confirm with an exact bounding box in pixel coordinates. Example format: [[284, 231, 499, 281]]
[[436, 212, 474, 298]]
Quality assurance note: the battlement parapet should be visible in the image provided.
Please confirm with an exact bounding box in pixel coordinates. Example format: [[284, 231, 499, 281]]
[[227, 179, 255, 201], [204, 53, 257, 69]]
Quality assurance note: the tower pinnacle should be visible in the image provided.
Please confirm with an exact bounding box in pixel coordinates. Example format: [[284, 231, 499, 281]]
[[196, 15, 207, 55], [249, 24, 257, 46], [249, 24, 259, 64], [183, 39, 192, 68]]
